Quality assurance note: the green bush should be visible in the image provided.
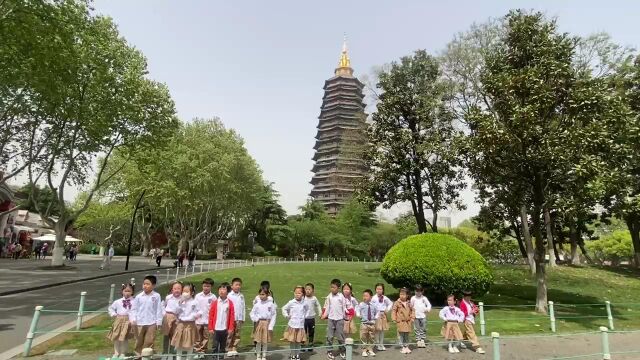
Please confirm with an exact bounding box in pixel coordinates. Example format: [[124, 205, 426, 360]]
[[479, 240, 522, 265], [586, 230, 633, 266], [380, 233, 493, 300], [253, 245, 266, 256]]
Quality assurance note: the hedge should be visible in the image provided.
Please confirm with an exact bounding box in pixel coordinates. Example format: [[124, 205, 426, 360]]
[[380, 233, 493, 300]]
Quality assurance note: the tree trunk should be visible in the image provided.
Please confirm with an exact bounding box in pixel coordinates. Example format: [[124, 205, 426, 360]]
[[535, 260, 548, 314], [431, 210, 438, 233], [520, 205, 536, 274], [511, 222, 528, 259], [408, 194, 428, 234], [544, 206, 557, 268], [569, 221, 580, 265], [625, 215, 640, 268], [51, 220, 67, 266], [532, 175, 548, 314]]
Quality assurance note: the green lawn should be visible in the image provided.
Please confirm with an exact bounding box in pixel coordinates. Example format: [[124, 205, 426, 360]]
[[39, 263, 640, 355]]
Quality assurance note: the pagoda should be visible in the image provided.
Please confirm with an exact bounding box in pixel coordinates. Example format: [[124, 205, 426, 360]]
[[309, 37, 367, 216]]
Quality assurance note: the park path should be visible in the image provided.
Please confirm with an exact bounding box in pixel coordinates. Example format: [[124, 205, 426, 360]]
[[18, 331, 640, 360]]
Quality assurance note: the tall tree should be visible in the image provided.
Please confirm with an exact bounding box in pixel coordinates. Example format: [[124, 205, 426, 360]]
[[362, 50, 466, 233], [15, 1, 178, 266]]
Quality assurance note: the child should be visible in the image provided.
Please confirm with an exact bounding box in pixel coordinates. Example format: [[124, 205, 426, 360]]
[[410, 285, 432, 348], [253, 281, 277, 345], [195, 278, 217, 354], [459, 290, 485, 354], [303, 283, 322, 352], [391, 288, 415, 354], [439, 294, 465, 354], [372, 283, 392, 351], [209, 282, 236, 360], [171, 283, 199, 360], [282, 286, 309, 360], [130, 275, 163, 357], [107, 283, 135, 358], [321, 278, 347, 360], [342, 283, 359, 340], [250, 287, 277, 360], [357, 289, 378, 358], [162, 281, 183, 356], [227, 277, 245, 357]]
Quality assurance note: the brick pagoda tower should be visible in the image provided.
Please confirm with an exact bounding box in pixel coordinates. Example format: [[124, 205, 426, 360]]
[[309, 38, 367, 216]]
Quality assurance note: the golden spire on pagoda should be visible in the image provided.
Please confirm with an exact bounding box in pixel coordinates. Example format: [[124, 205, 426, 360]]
[[335, 34, 354, 77]]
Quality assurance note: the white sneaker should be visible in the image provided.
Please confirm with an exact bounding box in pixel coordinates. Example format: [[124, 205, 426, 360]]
[[368, 350, 376, 357], [453, 347, 460, 353], [419, 340, 426, 348], [405, 347, 412, 354], [381, 346, 387, 351], [362, 351, 369, 357], [460, 342, 467, 349], [399, 348, 406, 354], [476, 347, 486, 354], [448, 346, 455, 354], [226, 351, 238, 357]]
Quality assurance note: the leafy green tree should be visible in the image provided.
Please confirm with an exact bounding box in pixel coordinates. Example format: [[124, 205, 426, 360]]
[[586, 231, 634, 266], [244, 183, 287, 251], [299, 199, 329, 222], [15, 183, 61, 217], [7, 1, 178, 266], [362, 50, 466, 233]]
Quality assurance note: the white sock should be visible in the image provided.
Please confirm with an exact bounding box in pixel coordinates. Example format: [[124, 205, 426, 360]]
[[262, 343, 267, 358]]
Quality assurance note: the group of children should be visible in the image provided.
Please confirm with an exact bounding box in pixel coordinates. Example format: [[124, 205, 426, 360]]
[[107, 275, 484, 360]]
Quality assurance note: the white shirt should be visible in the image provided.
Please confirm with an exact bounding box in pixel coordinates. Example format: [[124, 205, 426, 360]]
[[372, 295, 392, 314], [195, 292, 217, 325], [131, 291, 163, 326], [109, 297, 133, 317], [164, 294, 181, 315], [323, 293, 347, 321], [439, 306, 465, 322], [108, 247, 114, 257], [228, 291, 245, 321], [304, 296, 322, 319], [253, 295, 274, 305], [410, 295, 432, 319], [215, 298, 231, 331], [344, 296, 359, 317], [176, 298, 199, 322], [282, 298, 308, 328], [250, 299, 277, 323]]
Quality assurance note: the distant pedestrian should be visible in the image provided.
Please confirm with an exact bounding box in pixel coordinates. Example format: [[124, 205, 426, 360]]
[[34, 245, 41, 260], [188, 249, 196, 269], [101, 244, 115, 270], [149, 248, 156, 263], [178, 251, 186, 268], [13, 243, 22, 260], [42, 243, 49, 259], [156, 248, 164, 267]]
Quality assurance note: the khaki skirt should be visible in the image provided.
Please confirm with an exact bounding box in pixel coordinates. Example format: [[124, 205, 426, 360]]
[[162, 313, 178, 336], [343, 318, 357, 334], [375, 313, 389, 331], [172, 321, 197, 349], [253, 319, 270, 343], [441, 321, 463, 340], [284, 327, 307, 343], [107, 315, 134, 341]]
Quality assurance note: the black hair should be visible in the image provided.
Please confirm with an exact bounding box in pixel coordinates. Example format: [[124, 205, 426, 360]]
[[375, 283, 385, 294], [399, 287, 410, 296], [258, 286, 269, 295], [202, 278, 214, 286], [168, 281, 183, 296], [293, 285, 305, 294], [331, 278, 341, 288], [305, 283, 315, 290], [363, 289, 373, 296], [447, 294, 456, 301], [182, 282, 196, 296], [231, 277, 242, 285], [260, 280, 270, 289], [219, 282, 232, 292], [144, 275, 157, 285], [414, 284, 424, 292], [121, 283, 135, 294], [342, 282, 353, 291]]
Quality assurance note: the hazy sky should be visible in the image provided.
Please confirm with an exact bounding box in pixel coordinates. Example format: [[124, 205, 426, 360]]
[[85, 0, 637, 224]]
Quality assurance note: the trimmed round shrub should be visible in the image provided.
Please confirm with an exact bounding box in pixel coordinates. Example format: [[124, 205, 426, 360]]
[[380, 233, 493, 299]]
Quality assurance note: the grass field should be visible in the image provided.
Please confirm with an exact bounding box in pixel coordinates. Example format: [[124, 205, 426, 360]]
[[37, 262, 640, 356]]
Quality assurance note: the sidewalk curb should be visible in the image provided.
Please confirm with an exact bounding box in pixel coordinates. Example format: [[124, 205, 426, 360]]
[[0, 266, 173, 297]]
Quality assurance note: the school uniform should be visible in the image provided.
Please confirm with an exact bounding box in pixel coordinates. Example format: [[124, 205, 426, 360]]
[[253, 295, 277, 337], [208, 297, 236, 357], [303, 296, 322, 347], [130, 291, 163, 355], [250, 299, 276, 343], [410, 295, 432, 342], [439, 306, 464, 341], [391, 300, 415, 347], [357, 301, 379, 353], [107, 297, 134, 341], [163, 295, 181, 336], [227, 290, 245, 353], [460, 299, 481, 348], [372, 295, 392, 331], [194, 292, 217, 352], [343, 295, 359, 335], [282, 299, 309, 343], [323, 293, 347, 355], [171, 298, 199, 349]]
